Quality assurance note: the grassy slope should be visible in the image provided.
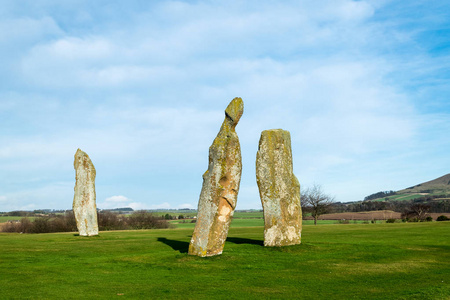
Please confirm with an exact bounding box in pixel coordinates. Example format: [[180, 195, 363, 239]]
[[398, 173, 450, 194], [370, 173, 450, 202], [1, 222, 449, 299]]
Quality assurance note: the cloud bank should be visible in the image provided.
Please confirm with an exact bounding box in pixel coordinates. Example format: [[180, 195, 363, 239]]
[[1, 0, 449, 211]]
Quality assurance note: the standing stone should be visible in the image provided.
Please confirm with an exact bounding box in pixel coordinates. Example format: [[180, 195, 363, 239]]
[[188, 97, 244, 257], [256, 129, 302, 246], [73, 148, 99, 236]]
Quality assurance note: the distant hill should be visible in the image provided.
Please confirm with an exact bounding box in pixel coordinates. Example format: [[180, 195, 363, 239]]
[[365, 173, 450, 202], [398, 173, 450, 194]]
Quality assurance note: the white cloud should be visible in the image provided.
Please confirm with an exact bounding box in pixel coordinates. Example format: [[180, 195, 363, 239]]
[[0, 0, 448, 209], [99, 195, 132, 209], [148, 202, 171, 210], [0, 196, 7, 203], [100, 196, 152, 211], [177, 203, 195, 209], [127, 202, 148, 210], [104, 195, 129, 203]]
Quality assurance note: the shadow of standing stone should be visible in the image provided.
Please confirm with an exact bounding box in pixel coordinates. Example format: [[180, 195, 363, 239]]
[[226, 237, 264, 246], [157, 237, 189, 253]]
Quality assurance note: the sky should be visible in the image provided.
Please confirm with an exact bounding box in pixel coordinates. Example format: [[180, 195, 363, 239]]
[[1, 0, 449, 212]]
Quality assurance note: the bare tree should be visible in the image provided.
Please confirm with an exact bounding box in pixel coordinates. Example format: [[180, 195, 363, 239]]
[[302, 184, 335, 225], [401, 203, 431, 221]]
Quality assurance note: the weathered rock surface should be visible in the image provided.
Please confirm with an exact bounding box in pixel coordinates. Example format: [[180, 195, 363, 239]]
[[188, 97, 244, 257], [73, 148, 99, 236], [256, 129, 302, 246]]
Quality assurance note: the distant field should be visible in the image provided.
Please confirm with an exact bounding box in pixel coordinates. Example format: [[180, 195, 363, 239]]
[[1, 222, 448, 299], [171, 218, 352, 229], [150, 210, 198, 218], [151, 210, 264, 219], [233, 211, 263, 218], [316, 210, 401, 220], [0, 216, 35, 223]]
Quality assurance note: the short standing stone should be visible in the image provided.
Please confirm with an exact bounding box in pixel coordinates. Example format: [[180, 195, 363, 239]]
[[188, 97, 244, 257], [256, 129, 302, 246], [73, 148, 99, 236]]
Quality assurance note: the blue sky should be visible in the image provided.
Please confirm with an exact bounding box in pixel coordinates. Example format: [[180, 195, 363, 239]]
[[1, 0, 449, 211]]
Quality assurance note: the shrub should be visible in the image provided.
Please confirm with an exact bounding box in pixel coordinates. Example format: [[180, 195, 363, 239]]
[[1, 218, 34, 233], [436, 215, 449, 221], [127, 211, 170, 229], [1, 211, 169, 233], [425, 216, 433, 222], [386, 219, 396, 223], [98, 211, 127, 231], [31, 217, 51, 233], [163, 213, 173, 220]]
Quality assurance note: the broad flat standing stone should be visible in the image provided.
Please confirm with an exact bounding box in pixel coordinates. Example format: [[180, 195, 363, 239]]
[[73, 148, 99, 236], [189, 98, 244, 257], [256, 129, 302, 246]]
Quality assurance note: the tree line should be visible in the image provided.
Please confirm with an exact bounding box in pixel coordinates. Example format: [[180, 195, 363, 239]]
[[1, 211, 170, 233], [364, 190, 397, 201], [331, 197, 450, 214]]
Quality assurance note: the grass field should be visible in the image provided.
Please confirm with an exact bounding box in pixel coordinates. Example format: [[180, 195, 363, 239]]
[[0, 216, 35, 223], [1, 222, 449, 299], [171, 218, 343, 229]]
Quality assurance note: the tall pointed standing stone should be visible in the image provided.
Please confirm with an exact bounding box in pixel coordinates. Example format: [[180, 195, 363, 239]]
[[73, 148, 99, 236], [189, 98, 244, 257], [256, 129, 302, 246]]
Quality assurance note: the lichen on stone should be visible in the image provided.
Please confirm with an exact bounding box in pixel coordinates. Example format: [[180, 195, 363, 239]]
[[256, 129, 302, 247], [189, 98, 244, 257], [73, 148, 99, 237]]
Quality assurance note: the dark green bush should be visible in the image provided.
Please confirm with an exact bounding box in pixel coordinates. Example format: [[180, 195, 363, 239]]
[[386, 219, 396, 223], [436, 215, 449, 221]]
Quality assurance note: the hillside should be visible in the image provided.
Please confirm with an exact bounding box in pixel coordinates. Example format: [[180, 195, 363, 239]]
[[398, 173, 450, 194], [367, 173, 450, 202]]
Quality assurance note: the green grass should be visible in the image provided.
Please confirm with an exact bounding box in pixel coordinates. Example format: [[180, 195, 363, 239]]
[[151, 210, 198, 218], [0, 216, 35, 223], [1, 222, 449, 299], [171, 218, 346, 229], [233, 211, 263, 218]]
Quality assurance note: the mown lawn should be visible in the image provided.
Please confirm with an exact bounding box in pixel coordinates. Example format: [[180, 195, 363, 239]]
[[1, 222, 449, 299], [171, 218, 372, 229]]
